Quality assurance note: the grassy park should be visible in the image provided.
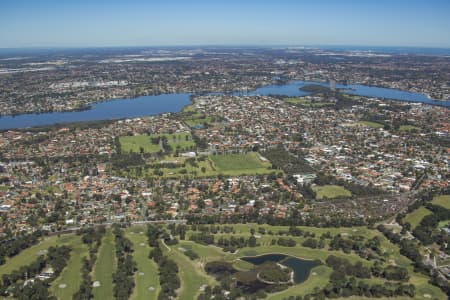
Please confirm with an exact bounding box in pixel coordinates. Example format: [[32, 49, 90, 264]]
[[312, 184, 352, 200], [174, 223, 445, 299], [164, 242, 217, 299], [431, 194, 450, 209], [399, 125, 421, 132], [92, 230, 116, 300], [1, 223, 446, 300], [120, 132, 196, 154], [359, 121, 385, 128], [120, 135, 161, 153], [119, 152, 274, 179], [284, 97, 333, 107], [125, 227, 160, 300], [0, 234, 79, 277], [403, 206, 432, 229], [50, 237, 89, 299], [209, 152, 272, 176]]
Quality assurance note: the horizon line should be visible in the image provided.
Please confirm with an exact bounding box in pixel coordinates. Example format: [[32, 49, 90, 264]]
[[1, 44, 450, 50]]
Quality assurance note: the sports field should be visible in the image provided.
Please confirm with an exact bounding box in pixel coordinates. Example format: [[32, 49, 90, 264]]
[[284, 97, 333, 107], [209, 152, 272, 176], [359, 121, 384, 128], [399, 125, 420, 132], [312, 184, 352, 200], [120, 133, 196, 153]]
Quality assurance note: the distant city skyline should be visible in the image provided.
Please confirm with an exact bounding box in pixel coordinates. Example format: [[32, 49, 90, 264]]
[[1, 0, 449, 48]]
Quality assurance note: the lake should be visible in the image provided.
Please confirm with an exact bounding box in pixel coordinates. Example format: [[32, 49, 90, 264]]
[[0, 93, 192, 130], [0, 80, 448, 130], [241, 253, 319, 284], [241, 80, 450, 107]]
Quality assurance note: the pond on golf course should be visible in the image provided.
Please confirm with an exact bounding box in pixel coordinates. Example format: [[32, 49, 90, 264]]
[[240, 253, 319, 284]]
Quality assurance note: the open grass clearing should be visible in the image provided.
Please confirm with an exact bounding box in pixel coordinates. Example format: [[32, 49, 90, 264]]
[[431, 194, 450, 209], [92, 229, 116, 300], [120, 135, 161, 153], [233, 259, 254, 271], [209, 152, 272, 176], [177, 240, 226, 262], [124, 152, 274, 179], [0, 234, 79, 277], [399, 125, 420, 132], [267, 265, 332, 299], [284, 97, 333, 107], [182, 104, 196, 113], [438, 220, 450, 228], [123, 155, 214, 179], [125, 227, 159, 300], [183, 115, 212, 127], [120, 132, 195, 154], [312, 184, 352, 200], [359, 121, 384, 128], [50, 236, 89, 299], [164, 242, 216, 300], [403, 207, 432, 229]]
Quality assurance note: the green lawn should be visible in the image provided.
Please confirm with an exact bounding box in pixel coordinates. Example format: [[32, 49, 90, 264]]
[[312, 184, 352, 200], [120, 133, 196, 154], [267, 265, 332, 299], [119, 152, 274, 179], [233, 259, 254, 271], [0, 234, 78, 277], [122, 155, 215, 179], [399, 125, 420, 132], [177, 240, 226, 262], [359, 121, 384, 129], [183, 115, 212, 127], [284, 97, 333, 107], [120, 135, 161, 153], [92, 229, 116, 300], [125, 227, 160, 300], [50, 236, 89, 299], [3, 223, 444, 300], [223, 224, 445, 300], [403, 207, 432, 229], [438, 220, 450, 228], [431, 194, 450, 209], [184, 117, 212, 127], [181, 103, 213, 127], [209, 152, 272, 176], [182, 104, 196, 113], [164, 242, 216, 300], [228, 245, 371, 267]]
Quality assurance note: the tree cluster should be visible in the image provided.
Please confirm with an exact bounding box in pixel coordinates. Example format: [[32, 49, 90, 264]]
[[263, 146, 314, 175], [0, 245, 71, 300], [74, 226, 106, 300], [276, 237, 296, 247], [149, 245, 181, 299], [378, 224, 450, 295], [412, 203, 450, 252], [0, 230, 47, 265], [112, 225, 136, 300]]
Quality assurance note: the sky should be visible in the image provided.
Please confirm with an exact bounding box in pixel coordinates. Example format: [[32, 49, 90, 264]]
[[0, 0, 449, 48]]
